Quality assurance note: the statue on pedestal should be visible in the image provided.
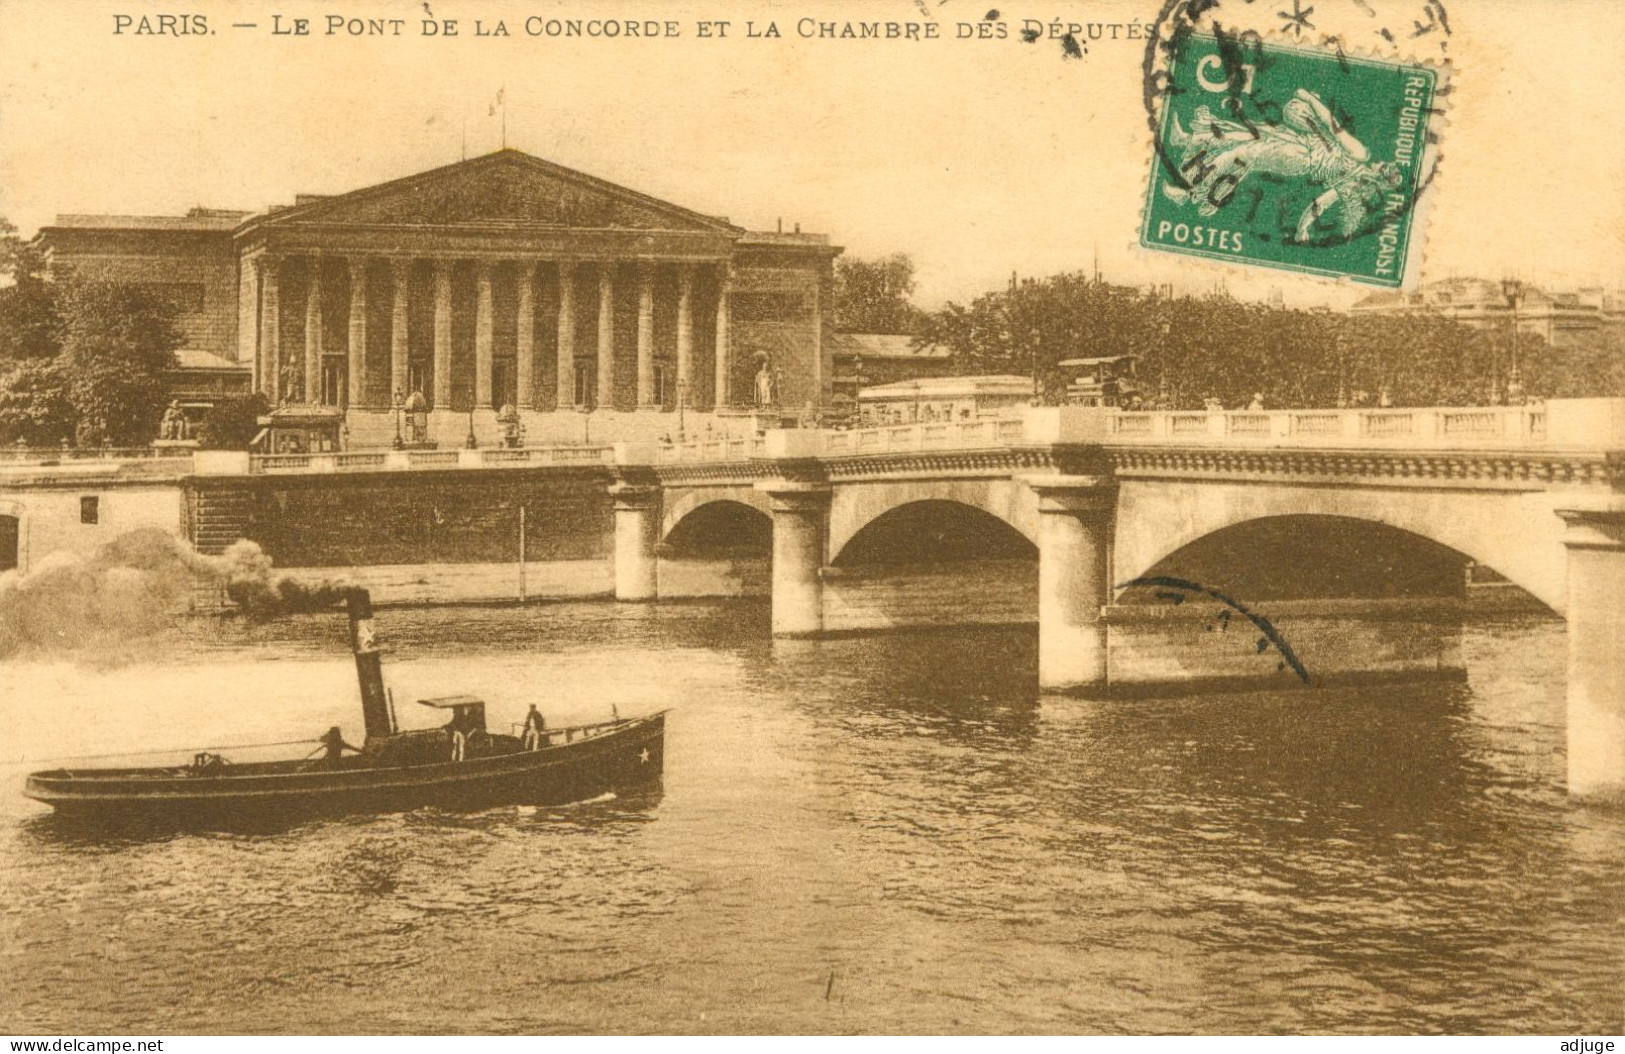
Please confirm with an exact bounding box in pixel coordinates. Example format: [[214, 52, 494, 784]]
[[754, 358, 777, 409], [159, 400, 187, 441]]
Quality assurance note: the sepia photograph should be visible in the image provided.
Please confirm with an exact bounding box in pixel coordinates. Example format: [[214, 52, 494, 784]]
[[0, 0, 1621, 1038]]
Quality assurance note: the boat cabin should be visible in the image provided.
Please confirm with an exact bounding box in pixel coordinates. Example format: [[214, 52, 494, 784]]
[[418, 695, 487, 733]]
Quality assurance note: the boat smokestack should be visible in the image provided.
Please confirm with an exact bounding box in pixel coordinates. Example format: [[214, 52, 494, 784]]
[[347, 588, 394, 740]]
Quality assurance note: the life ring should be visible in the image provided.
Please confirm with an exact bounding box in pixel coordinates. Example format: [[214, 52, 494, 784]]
[[450, 729, 467, 762]]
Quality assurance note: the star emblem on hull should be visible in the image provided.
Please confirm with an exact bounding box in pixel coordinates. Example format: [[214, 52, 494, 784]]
[[638, 748, 651, 764]]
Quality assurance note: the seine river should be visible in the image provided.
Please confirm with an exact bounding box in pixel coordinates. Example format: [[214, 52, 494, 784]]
[[1, 602, 1620, 1034]]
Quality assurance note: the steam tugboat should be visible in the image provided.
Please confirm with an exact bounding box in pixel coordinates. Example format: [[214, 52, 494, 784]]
[[23, 590, 666, 823]]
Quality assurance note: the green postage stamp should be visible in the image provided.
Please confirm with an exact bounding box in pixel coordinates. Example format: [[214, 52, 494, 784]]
[[1140, 33, 1441, 288]]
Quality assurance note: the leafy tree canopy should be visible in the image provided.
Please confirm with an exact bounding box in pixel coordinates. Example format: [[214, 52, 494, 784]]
[[833, 253, 928, 335], [59, 280, 182, 446], [916, 271, 1623, 408], [196, 392, 270, 450]]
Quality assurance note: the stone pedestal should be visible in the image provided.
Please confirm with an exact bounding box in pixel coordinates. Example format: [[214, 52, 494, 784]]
[[760, 482, 831, 637], [611, 484, 661, 601], [1560, 507, 1625, 800], [1027, 476, 1116, 691]]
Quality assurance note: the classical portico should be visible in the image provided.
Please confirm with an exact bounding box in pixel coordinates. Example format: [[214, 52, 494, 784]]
[[236, 150, 835, 447]]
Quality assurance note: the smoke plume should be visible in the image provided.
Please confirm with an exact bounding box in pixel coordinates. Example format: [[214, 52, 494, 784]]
[[0, 528, 351, 658]]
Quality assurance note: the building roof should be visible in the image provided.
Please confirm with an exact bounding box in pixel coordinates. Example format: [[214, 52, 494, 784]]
[[172, 349, 248, 372], [826, 333, 949, 359], [43, 209, 249, 233], [238, 148, 745, 236], [859, 374, 1032, 400]]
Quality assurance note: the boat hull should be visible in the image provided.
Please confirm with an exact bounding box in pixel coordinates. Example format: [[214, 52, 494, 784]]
[[25, 714, 665, 826]]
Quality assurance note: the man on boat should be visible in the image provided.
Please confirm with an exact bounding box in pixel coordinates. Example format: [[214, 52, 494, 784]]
[[521, 705, 547, 751], [320, 726, 360, 763]]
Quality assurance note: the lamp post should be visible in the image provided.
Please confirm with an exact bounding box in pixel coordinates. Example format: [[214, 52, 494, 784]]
[[677, 378, 688, 440], [392, 390, 404, 450], [465, 404, 477, 449], [1335, 333, 1350, 409], [1501, 277, 1524, 404], [1157, 316, 1171, 407]]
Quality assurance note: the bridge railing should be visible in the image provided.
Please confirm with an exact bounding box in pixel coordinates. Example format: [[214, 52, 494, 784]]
[[239, 444, 616, 475], [1107, 405, 1552, 447]]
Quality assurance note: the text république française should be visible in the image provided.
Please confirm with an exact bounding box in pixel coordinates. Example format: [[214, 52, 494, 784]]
[[112, 13, 1156, 42]]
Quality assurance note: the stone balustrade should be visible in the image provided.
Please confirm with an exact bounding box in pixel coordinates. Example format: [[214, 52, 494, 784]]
[[98, 398, 1625, 478], [1105, 405, 1556, 447]]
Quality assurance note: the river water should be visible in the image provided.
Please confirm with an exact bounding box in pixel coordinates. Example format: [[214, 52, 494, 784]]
[[0, 602, 1620, 1035]]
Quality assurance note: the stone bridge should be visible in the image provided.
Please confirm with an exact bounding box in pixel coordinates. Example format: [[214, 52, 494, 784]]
[[610, 401, 1625, 798]]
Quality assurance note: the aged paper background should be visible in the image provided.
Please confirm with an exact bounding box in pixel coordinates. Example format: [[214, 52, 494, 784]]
[[2, 0, 1624, 1038]]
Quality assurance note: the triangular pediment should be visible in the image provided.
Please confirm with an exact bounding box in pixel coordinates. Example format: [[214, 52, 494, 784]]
[[248, 150, 739, 233]]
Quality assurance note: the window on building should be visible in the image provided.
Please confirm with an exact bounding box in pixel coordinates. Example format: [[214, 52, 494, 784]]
[[573, 362, 593, 407], [322, 361, 346, 406], [652, 362, 670, 408], [80, 496, 99, 525], [492, 361, 515, 409], [408, 363, 430, 403]]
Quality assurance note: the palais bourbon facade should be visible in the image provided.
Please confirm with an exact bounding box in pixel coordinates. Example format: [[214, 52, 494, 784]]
[[35, 149, 841, 446]]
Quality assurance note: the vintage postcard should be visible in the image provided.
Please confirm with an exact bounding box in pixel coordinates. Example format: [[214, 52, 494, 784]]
[[1, 0, 1622, 1039]]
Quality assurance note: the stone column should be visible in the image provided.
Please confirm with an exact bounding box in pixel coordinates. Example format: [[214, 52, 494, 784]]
[[636, 264, 657, 410], [1027, 476, 1117, 691], [515, 262, 537, 409], [555, 261, 577, 410], [675, 264, 694, 409], [610, 483, 660, 601], [390, 258, 411, 402], [474, 260, 494, 408], [259, 257, 281, 404], [304, 256, 324, 404], [346, 257, 368, 408], [597, 265, 616, 410], [1559, 508, 1625, 799], [713, 265, 732, 409], [432, 260, 453, 409], [761, 483, 831, 637]]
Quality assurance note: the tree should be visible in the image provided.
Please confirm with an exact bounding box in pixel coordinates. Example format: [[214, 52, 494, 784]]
[[917, 268, 1625, 410], [0, 357, 73, 444], [0, 217, 60, 364], [58, 280, 182, 446], [196, 392, 270, 450], [832, 253, 928, 334]]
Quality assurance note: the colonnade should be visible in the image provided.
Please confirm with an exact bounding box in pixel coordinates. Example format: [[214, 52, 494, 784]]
[[255, 254, 735, 412]]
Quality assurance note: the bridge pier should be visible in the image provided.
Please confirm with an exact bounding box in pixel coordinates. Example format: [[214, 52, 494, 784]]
[[762, 483, 831, 637], [1028, 476, 1116, 692], [610, 484, 661, 601], [1560, 508, 1625, 800]]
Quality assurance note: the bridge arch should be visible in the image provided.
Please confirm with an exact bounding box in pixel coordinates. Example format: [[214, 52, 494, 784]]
[[1113, 480, 1569, 614], [663, 497, 772, 556], [660, 487, 772, 545], [831, 498, 1037, 567], [827, 479, 1038, 564]]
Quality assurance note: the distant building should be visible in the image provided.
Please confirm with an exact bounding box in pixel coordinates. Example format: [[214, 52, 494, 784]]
[[1351, 277, 1625, 348], [857, 374, 1031, 426], [827, 332, 953, 423], [34, 208, 251, 436], [33, 149, 842, 447]]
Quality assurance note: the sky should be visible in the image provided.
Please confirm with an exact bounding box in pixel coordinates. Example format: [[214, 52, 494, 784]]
[[0, 0, 1620, 311]]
